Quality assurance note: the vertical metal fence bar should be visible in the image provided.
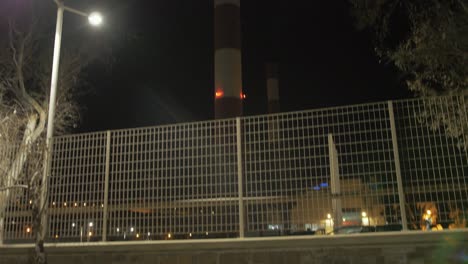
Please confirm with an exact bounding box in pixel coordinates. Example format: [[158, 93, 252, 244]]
[[328, 134, 342, 228], [388, 101, 408, 231], [236, 118, 245, 238], [102, 131, 111, 241]]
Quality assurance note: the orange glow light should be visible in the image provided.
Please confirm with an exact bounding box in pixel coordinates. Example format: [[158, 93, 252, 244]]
[[215, 89, 224, 99], [240, 93, 246, 99]]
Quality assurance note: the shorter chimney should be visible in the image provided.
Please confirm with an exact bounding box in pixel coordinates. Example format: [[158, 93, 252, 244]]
[[266, 63, 280, 114]]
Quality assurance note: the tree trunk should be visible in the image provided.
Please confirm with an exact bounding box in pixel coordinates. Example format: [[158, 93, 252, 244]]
[[33, 202, 47, 264]]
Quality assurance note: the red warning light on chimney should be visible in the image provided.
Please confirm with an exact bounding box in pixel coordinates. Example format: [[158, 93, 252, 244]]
[[215, 89, 224, 99]]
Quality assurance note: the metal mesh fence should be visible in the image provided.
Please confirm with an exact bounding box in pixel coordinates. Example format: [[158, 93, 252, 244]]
[[242, 102, 401, 235], [1, 96, 467, 243], [105, 120, 240, 241], [48, 132, 108, 241]]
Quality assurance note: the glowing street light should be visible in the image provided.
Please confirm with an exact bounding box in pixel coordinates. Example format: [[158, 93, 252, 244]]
[[325, 213, 334, 233], [88, 12, 103, 26], [361, 212, 369, 226]]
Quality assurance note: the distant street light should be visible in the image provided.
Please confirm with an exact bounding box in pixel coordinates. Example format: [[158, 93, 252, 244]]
[[39, 0, 103, 241], [361, 211, 369, 226]]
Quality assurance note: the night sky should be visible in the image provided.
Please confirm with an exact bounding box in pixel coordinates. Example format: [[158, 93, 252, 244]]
[[44, 1, 413, 132]]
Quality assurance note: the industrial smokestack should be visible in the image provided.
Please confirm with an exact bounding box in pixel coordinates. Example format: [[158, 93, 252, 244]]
[[266, 63, 280, 114], [214, 0, 243, 119]]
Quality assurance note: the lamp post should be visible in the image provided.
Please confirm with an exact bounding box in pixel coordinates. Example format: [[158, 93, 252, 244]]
[[46, 1, 102, 144], [39, 0, 102, 241]]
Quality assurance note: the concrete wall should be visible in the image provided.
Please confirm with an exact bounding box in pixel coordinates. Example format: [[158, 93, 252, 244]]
[[1, 230, 467, 264]]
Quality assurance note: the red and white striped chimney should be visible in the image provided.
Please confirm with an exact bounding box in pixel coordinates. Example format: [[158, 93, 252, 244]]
[[266, 63, 280, 114], [214, 0, 243, 119]]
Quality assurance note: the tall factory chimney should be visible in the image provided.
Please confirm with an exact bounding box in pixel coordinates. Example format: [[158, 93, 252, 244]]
[[266, 63, 280, 114], [214, 0, 243, 119]]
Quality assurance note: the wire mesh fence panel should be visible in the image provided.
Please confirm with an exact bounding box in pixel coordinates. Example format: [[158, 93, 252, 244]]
[[394, 96, 468, 230], [48, 132, 108, 241], [242, 102, 401, 235], [106, 119, 240, 241]]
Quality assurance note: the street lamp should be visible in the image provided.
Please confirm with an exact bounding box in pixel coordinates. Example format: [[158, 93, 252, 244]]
[[46, 1, 102, 142], [39, 0, 102, 241]]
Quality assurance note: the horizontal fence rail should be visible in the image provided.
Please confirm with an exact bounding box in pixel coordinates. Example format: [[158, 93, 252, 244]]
[[1, 95, 467, 243]]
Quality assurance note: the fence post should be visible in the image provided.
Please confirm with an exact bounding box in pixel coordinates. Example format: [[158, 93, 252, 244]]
[[102, 131, 111, 241], [388, 101, 408, 231], [236, 118, 245, 238], [328, 134, 342, 229]]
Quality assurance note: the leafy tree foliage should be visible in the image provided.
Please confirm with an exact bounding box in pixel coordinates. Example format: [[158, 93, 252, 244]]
[[350, 0, 468, 151], [349, 0, 467, 96]]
